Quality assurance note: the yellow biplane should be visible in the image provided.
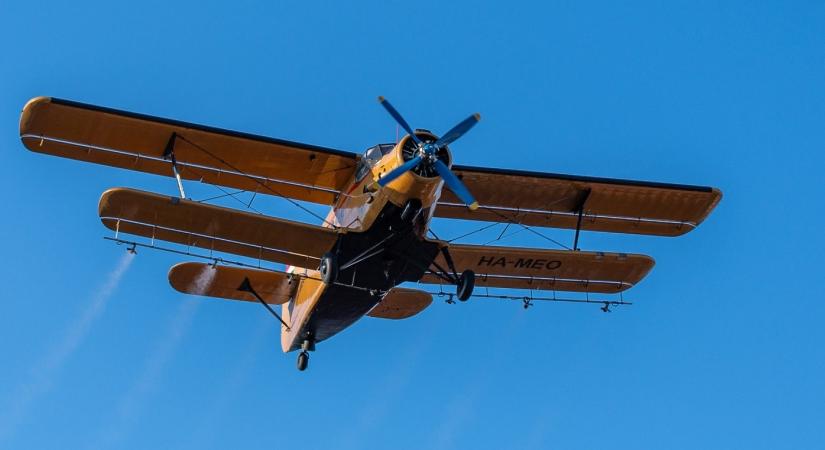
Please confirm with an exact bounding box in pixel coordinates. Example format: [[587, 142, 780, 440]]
[[19, 96, 721, 371]]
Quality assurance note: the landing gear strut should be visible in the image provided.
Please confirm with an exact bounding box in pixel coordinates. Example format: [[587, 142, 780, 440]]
[[457, 269, 475, 301], [400, 199, 422, 223], [297, 338, 314, 372]]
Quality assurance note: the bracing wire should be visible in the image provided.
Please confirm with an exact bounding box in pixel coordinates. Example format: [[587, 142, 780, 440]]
[[195, 185, 264, 215], [485, 208, 572, 250], [176, 134, 340, 229]]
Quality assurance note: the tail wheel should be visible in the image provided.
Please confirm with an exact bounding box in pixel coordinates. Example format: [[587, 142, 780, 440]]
[[457, 269, 475, 301], [297, 351, 309, 371], [319, 252, 338, 284]]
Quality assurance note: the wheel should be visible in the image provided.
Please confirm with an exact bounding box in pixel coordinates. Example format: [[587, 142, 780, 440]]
[[457, 269, 475, 301], [297, 351, 309, 371], [319, 252, 338, 284]]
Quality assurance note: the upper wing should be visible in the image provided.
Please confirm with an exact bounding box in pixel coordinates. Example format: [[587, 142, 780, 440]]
[[19, 97, 358, 205], [435, 165, 722, 236], [100, 187, 341, 268], [421, 243, 654, 293]]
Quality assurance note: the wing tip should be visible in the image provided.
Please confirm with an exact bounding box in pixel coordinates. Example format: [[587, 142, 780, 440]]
[[19, 96, 54, 142], [683, 186, 723, 232], [709, 186, 724, 210], [98, 186, 137, 220], [167, 262, 195, 294], [22, 95, 53, 113]]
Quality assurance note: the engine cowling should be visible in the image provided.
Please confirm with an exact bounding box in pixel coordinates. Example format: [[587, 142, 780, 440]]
[[400, 130, 451, 178]]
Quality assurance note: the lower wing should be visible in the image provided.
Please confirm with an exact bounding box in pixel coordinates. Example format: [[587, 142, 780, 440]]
[[99, 187, 341, 269], [421, 243, 654, 293]]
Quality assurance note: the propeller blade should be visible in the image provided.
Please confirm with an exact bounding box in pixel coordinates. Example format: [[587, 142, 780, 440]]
[[378, 96, 422, 145], [434, 113, 481, 149], [433, 159, 478, 210], [377, 155, 423, 187]]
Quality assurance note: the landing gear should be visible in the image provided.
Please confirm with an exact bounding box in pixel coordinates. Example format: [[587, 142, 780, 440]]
[[457, 269, 475, 301], [297, 337, 314, 372], [432, 247, 475, 302], [319, 252, 338, 284], [400, 199, 422, 223], [296, 351, 309, 371]]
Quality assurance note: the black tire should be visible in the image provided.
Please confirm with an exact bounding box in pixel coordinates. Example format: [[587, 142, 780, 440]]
[[297, 351, 309, 371], [457, 269, 475, 301], [319, 252, 338, 284]]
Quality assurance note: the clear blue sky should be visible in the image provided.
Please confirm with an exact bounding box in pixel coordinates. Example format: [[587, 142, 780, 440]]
[[1, 1, 824, 449]]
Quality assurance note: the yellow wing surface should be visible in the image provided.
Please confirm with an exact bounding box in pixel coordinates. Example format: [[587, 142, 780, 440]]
[[100, 187, 340, 269], [436, 165, 722, 236], [422, 243, 654, 293], [20, 97, 720, 237], [367, 288, 432, 319], [20, 97, 358, 205], [168, 262, 297, 304]]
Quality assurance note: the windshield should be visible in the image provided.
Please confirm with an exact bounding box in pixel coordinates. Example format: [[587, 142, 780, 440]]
[[355, 143, 395, 181]]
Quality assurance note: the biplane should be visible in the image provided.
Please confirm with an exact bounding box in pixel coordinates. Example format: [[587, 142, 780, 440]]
[[19, 96, 721, 371]]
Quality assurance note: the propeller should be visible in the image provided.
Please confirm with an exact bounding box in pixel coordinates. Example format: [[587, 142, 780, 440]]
[[376, 97, 480, 210]]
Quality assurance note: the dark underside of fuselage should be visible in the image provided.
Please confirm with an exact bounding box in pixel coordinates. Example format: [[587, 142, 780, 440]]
[[300, 201, 440, 348]]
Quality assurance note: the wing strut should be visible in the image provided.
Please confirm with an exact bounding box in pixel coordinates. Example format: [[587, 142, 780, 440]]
[[238, 277, 291, 330], [161, 132, 187, 199], [439, 246, 460, 282], [572, 189, 591, 251]]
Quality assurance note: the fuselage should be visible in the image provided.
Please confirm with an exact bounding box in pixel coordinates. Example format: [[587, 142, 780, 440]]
[[281, 133, 448, 352]]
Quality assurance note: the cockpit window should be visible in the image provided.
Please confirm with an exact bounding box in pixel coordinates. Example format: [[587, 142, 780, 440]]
[[355, 144, 395, 181]]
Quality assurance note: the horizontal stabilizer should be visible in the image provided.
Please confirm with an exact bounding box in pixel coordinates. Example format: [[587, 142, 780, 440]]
[[367, 288, 432, 320], [168, 262, 297, 304]]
